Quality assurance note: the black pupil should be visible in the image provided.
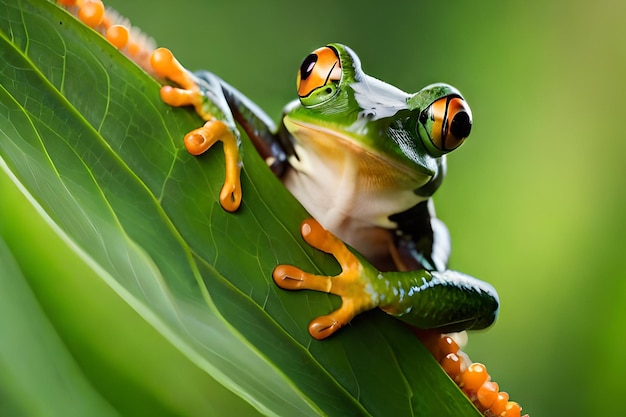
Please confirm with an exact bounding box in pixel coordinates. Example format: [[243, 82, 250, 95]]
[[419, 109, 429, 125], [449, 111, 471, 139], [300, 54, 318, 81]]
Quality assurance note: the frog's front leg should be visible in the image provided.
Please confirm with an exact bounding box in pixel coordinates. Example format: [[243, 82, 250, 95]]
[[56, 1, 242, 211], [274, 219, 499, 340], [273, 219, 379, 339], [150, 48, 242, 212]]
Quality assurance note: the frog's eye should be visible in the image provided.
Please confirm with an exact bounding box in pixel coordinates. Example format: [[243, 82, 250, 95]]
[[418, 96, 472, 156], [296, 46, 342, 107]]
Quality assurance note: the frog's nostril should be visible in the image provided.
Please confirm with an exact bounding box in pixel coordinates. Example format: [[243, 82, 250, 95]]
[[450, 111, 471, 140]]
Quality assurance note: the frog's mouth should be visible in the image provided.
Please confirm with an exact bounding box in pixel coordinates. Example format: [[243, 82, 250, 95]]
[[283, 117, 434, 190]]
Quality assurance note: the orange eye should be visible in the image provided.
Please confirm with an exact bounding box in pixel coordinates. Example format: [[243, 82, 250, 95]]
[[420, 96, 472, 155], [296, 46, 342, 106]]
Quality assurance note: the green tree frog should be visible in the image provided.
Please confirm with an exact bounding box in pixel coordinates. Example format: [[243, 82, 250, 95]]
[[149, 44, 499, 340], [57, 0, 498, 362]]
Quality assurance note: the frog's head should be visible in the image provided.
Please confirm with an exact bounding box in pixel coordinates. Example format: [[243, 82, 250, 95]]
[[288, 43, 472, 187]]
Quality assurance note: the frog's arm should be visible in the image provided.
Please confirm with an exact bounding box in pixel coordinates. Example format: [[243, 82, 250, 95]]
[[390, 199, 451, 272], [148, 49, 244, 212], [273, 220, 528, 416], [389, 156, 451, 272], [273, 218, 498, 340], [155, 54, 299, 208]]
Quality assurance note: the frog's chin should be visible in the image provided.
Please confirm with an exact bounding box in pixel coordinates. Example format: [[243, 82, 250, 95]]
[[283, 116, 433, 187]]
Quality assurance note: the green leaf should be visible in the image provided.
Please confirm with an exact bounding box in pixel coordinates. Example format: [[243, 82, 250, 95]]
[[0, 0, 482, 415], [0, 236, 120, 417]]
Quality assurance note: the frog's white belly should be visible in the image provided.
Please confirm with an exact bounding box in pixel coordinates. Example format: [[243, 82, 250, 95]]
[[282, 140, 429, 264]]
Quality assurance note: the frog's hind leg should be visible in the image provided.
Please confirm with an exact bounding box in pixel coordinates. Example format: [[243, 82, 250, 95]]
[[273, 219, 379, 340]]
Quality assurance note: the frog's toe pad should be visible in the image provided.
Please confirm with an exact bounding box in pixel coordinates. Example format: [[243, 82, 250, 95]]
[[300, 218, 329, 248], [150, 48, 179, 79], [183, 127, 216, 156], [151, 48, 198, 92], [219, 181, 242, 213], [308, 316, 341, 340], [273, 265, 306, 290]]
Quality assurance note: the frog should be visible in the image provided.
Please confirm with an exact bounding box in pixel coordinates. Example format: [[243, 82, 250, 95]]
[[54, 3, 526, 415], [146, 43, 500, 338]]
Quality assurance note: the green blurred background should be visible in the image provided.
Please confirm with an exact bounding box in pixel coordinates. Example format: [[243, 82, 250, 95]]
[[104, 0, 626, 415]]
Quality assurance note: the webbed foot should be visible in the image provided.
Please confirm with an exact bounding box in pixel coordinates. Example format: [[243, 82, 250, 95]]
[[273, 219, 379, 340]]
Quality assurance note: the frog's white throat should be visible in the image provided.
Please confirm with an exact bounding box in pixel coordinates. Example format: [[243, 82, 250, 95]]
[[282, 119, 430, 261]]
